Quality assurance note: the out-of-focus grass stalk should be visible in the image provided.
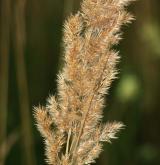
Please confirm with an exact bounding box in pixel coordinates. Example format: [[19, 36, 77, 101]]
[[13, 0, 36, 164], [0, 130, 19, 163], [0, 0, 11, 164]]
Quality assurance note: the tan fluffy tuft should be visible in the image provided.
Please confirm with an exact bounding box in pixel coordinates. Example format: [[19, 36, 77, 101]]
[[34, 0, 135, 164]]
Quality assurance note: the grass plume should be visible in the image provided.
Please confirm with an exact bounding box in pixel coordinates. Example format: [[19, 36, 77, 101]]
[[34, 0, 135, 164]]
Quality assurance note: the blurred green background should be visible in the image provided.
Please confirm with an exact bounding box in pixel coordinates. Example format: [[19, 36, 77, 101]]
[[0, 0, 160, 165]]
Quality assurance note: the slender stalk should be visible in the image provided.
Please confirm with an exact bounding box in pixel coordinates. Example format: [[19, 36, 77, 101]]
[[65, 128, 72, 156], [0, 0, 11, 164], [13, 0, 36, 164]]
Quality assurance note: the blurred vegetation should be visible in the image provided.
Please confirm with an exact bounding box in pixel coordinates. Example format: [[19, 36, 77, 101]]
[[0, 0, 160, 165]]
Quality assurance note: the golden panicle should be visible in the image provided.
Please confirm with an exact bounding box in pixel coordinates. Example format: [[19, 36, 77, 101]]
[[45, 134, 65, 165], [100, 122, 125, 142], [77, 142, 102, 165], [83, 143, 102, 164], [34, 106, 65, 164], [34, 0, 135, 164], [34, 106, 53, 140]]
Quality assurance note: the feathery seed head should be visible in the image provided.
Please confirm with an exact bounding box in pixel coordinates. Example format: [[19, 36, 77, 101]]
[[34, 0, 135, 164]]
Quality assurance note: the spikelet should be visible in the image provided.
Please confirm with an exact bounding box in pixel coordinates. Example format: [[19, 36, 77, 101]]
[[34, 0, 135, 164]]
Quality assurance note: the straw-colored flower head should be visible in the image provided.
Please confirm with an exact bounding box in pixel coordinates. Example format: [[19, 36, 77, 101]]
[[34, 0, 135, 164]]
